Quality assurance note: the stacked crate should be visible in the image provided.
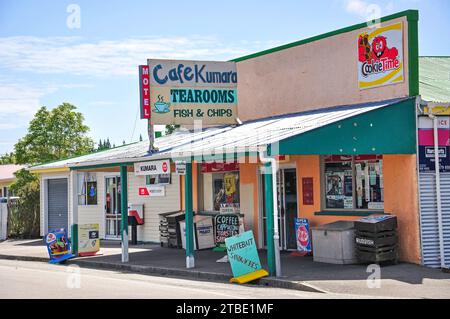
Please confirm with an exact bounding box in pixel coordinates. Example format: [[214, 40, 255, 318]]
[[159, 211, 185, 248], [355, 215, 398, 264]]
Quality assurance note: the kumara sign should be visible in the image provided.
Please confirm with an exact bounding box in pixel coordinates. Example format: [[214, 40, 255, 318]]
[[357, 22, 404, 90], [134, 159, 170, 176], [147, 59, 238, 125]]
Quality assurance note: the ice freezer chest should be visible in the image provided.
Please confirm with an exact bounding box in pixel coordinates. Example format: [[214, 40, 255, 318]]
[[311, 221, 358, 264]]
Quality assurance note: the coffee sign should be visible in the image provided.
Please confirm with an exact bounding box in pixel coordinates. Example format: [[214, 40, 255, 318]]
[[357, 22, 404, 90], [214, 214, 240, 245], [148, 59, 237, 125]]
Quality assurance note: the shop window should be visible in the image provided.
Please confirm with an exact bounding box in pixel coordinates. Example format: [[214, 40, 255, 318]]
[[78, 172, 97, 205], [323, 155, 384, 210], [145, 173, 171, 185], [212, 172, 240, 211]]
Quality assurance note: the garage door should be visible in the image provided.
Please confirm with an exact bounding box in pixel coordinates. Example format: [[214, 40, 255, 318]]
[[419, 172, 450, 268], [47, 178, 68, 231]]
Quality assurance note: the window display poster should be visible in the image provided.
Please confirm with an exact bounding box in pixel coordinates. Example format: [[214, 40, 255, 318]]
[[45, 228, 74, 264], [294, 218, 311, 254]]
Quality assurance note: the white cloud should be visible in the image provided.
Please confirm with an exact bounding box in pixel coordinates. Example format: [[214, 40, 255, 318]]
[[0, 35, 281, 77], [0, 82, 58, 130]]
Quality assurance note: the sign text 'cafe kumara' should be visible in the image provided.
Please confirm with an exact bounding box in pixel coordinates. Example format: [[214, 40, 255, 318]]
[[140, 59, 238, 125]]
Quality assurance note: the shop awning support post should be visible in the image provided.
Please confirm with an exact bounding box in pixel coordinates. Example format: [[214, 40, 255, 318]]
[[185, 160, 195, 268], [261, 158, 276, 276], [120, 165, 129, 263]]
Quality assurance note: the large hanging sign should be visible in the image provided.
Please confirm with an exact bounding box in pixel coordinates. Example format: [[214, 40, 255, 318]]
[[418, 116, 450, 172], [357, 22, 404, 90], [45, 228, 74, 264], [134, 159, 170, 176], [139, 65, 151, 119], [78, 224, 100, 257], [147, 59, 237, 125]]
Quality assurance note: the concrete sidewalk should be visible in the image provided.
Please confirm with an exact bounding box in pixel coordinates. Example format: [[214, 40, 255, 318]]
[[1, 239, 450, 298]]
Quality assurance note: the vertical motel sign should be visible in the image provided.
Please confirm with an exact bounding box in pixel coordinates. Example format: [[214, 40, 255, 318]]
[[139, 65, 151, 119]]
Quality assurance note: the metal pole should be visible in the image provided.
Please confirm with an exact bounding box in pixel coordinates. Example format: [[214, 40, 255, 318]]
[[120, 165, 129, 263], [270, 161, 282, 276], [148, 118, 155, 152], [431, 113, 446, 268], [263, 162, 276, 276], [185, 161, 195, 268]]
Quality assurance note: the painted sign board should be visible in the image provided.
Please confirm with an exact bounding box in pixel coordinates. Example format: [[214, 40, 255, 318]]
[[78, 224, 100, 256], [214, 213, 240, 246], [134, 159, 170, 176], [175, 161, 186, 175], [295, 218, 312, 254], [225, 230, 262, 278], [138, 185, 165, 197], [147, 59, 237, 125], [139, 65, 151, 119], [357, 22, 404, 90], [418, 116, 450, 172], [45, 228, 74, 264]]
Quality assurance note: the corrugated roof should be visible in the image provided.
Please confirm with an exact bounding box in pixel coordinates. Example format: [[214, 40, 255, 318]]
[[419, 56, 450, 103], [62, 98, 408, 169], [0, 164, 26, 182]]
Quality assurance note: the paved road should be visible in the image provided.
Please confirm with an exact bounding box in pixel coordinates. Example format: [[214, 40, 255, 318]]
[[0, 259, 386, 299]]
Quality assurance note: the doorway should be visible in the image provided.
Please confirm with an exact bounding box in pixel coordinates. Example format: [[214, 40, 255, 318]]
[[105, 175, 121, 239], [260, 167, 298, 250]]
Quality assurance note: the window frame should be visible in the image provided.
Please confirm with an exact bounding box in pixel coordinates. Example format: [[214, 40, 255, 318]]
[[320, 155, 384, 212], [145, 173, 171, 186], [77, 172, 98, 206]]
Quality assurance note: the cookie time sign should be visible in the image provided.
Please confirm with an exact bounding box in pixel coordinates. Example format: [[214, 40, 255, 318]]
[[134, 159, 170, 176], [357, 22, 404, 90], [147, 59, 237, 125]]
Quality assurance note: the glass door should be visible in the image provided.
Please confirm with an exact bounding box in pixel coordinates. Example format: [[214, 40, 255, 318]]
[[105, 176, 121, 239], [260, 167, 297, 250]]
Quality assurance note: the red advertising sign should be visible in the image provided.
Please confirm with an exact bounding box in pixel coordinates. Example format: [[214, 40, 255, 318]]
[[139, 65, 151, 119], [302, 177, 314, 205], [201, 162, 239, 173]]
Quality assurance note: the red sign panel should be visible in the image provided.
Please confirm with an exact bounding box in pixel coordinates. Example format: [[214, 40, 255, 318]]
[[139, 65, 151, 119], [138, 187, 149, 196], [302, 177, 314, 205], [201, 162, 239, 173]]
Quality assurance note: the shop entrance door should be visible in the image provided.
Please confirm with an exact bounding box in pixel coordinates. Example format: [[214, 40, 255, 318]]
[[105, 176, 121, 239], [260, 168, 298, 250]]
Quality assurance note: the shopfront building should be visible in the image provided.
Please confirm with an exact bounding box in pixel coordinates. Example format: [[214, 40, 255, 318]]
[[31, 9, 450, 273]]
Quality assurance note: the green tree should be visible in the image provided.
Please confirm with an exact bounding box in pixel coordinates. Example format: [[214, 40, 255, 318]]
[[14, 103, 94, 165], [165, 124, 180, 135], [0, 152, 15, 164], [8, 169, 40, 238]]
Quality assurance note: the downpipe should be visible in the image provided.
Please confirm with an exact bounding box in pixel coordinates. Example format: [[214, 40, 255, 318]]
[[428, 109, 446, 269], [259, 150, 282, 277]]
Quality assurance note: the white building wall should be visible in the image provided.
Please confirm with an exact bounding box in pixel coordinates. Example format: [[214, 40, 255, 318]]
[[127, 172, 181, 243]]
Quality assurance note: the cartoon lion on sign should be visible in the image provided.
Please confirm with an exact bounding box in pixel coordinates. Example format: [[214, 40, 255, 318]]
[[358, 34, 398, 62]]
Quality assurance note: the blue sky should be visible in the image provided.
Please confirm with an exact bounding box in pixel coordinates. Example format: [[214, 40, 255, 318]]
[[0, 0, 449, 154]]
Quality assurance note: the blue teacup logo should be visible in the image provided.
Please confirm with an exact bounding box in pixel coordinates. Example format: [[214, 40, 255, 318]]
[[154, 95, 170, 113]]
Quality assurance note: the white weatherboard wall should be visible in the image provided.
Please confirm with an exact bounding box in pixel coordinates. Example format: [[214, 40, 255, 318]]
[[128, 172, 181, 242], [77, 172, 106, 238], [39, 172, 71, 237]]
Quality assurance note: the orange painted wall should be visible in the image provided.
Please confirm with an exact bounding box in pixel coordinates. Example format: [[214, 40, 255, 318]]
[[239, 162, 260, 244], [383, 154, 421, 264], [293, 154, 421, 264]]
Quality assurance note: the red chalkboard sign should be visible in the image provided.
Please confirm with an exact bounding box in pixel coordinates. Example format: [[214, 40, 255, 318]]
[[302, 177, 314, 205]]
